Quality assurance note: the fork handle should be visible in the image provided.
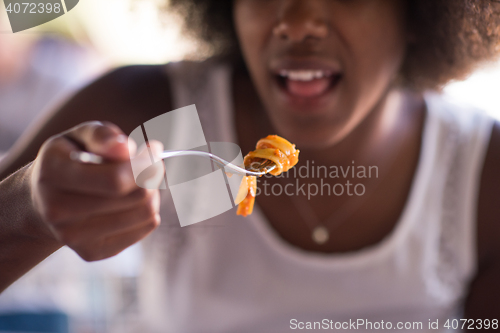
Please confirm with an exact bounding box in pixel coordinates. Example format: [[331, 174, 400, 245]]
[[70, 150, 271, 176]]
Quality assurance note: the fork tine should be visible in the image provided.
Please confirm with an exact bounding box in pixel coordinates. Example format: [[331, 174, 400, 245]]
[[245, 159, 274, 172]]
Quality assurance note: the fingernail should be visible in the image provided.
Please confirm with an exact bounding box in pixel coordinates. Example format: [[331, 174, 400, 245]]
[[149, 141, 164, 155]]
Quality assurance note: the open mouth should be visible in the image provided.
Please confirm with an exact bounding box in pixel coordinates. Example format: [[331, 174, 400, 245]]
[[275, 69, 342, 98]]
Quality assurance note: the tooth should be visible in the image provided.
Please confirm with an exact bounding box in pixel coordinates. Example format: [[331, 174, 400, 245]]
[[278, 70, 332, 81], [289, 71, 315, 81], [279, 70, 288, 77]]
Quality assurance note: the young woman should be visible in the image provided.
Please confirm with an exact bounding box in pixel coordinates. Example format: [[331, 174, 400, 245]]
[[1, 0, 499, 331]]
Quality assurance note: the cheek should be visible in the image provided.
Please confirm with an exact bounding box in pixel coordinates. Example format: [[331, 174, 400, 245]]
[[335, 2, 406, 119], [233, 1, 278, 67], [342, 3, 407, 87]]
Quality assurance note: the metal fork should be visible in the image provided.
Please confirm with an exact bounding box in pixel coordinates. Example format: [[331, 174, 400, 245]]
[[70, 150, 276, 176]]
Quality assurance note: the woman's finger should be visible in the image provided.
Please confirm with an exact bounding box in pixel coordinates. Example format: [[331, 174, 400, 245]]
[[35, 187, 154, 225], [56, 190, 160, 243], [37, 136, 144, 196], [76, 215, 161, 262]]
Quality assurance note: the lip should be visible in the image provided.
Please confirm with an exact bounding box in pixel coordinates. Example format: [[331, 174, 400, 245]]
[[269, 58, 343, 114]]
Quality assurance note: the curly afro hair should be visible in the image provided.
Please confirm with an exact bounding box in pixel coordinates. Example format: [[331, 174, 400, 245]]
[[167, 0, 500, 90]]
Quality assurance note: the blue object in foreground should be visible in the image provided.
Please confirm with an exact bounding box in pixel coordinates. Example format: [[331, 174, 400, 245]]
[[0, 312, 69, 333]]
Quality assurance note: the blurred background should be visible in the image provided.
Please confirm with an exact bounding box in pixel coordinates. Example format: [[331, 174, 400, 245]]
[[0, 0, 499, 332]]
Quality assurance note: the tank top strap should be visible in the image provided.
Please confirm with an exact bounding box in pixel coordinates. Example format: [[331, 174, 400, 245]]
[[423, 92, 495, 299]]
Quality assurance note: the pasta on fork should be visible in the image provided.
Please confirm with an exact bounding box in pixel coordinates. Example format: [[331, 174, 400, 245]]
[[236, 135, 300, 217]]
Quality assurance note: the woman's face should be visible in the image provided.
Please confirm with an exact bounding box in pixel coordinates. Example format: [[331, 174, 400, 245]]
[[233, 0, 407, 148]]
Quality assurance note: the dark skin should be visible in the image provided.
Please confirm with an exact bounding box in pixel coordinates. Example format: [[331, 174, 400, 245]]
[[0, 0, 499, 320]]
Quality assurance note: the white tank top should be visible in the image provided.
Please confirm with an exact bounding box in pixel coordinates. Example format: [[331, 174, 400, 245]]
[[138, 60, 495, 333]]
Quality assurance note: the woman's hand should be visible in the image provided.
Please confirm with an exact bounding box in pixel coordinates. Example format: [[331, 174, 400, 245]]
[[30, 121, 164, 262]]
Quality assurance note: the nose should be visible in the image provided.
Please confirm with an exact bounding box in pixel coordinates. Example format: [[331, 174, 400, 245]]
[[273, 0, 329, 43]]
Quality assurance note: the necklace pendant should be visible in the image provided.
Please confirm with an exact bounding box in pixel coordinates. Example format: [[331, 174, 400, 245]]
[[312, 226, 329, 245]]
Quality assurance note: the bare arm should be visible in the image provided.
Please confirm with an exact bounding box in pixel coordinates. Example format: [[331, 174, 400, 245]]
[[0, 64, 172, 179], [464, 122, 500, 319], [0, 163, 62, 289], [0, 65, 172, 292]]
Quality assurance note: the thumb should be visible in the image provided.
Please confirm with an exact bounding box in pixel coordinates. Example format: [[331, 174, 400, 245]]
[[65, 121, 136, 162]]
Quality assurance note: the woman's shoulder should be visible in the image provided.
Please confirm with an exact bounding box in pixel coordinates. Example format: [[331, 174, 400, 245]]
[[92, 57, 228, 100], [29, 57, 229, 133], [478, 121, 500, 261], [466, 121, 500, 316], [99, 64, 171, 94], [0, 58, 232, 178], [50, 64, 175, 133], [96, 57, 230, 112], [0, 63, 172, 177], [163, 57, 233, 88]]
